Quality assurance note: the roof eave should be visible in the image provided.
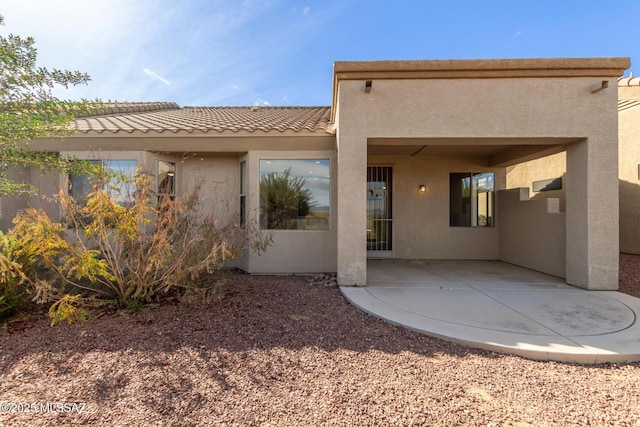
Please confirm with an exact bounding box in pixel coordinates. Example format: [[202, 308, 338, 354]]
[[70, 128, 334, 137]]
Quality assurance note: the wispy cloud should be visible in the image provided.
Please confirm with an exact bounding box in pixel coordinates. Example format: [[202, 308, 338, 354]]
[[513, 30, 523, 38], [143, 68, 171, 85], [254, 98, 270, 106], [1, 0, 340, 105]]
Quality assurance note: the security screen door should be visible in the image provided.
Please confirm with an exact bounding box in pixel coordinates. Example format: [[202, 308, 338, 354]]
[[367, 166, 393, 258]]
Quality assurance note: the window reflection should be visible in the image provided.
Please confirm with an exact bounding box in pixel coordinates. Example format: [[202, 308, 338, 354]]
[[259, 159, 330, 230], [158, 161, 176, 203], [450, 172, 494, 227]]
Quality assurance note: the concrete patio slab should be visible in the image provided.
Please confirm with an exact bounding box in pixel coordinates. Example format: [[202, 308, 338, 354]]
[[340, 260, 640, 363]]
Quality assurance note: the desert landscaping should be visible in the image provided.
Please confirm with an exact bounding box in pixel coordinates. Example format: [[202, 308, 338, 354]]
[[0, 256, 639, 426]]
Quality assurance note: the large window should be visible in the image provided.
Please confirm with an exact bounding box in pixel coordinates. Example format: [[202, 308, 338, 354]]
[[259, 159, 330, 230], [69, 160, 138, 207], [450, 172, 494, 227]]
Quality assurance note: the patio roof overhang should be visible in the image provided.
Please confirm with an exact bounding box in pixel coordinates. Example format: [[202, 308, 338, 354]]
[[367, 137, 582, 167], [331, 57, 631, 123]]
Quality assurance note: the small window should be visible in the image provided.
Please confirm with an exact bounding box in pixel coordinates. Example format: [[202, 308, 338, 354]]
[[158, 161, 176, 203], [68, 160, 101, 205], [259, 159, 330, 230], [450, 172, 494, 227], [532, 177, 562, 192], [240, 161, 247, 225], [104, 160, 138, 207]]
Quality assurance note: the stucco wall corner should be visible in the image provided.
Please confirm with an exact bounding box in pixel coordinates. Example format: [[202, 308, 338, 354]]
[[497, 187, 566, 278]]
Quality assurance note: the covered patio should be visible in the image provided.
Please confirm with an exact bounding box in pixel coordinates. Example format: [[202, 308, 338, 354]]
[[334, 58, 629, 290], [341, 260, 640, 363]]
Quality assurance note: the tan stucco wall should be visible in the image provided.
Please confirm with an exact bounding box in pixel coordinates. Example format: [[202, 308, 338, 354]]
[[0, 168, 29, 231], [178, 155, 245, 269], [179, 155, 240, 225], [336, 124, 367, 284], [338, 78, 618, 138], [498, 188, 566, 278], [619, 84, 640, 100], [506, 152, 567, 211], [619, 106, 640, 254], [244, 150, 338, 274], [336, 73, 620, 289], [367, 154, 504, 260], [0, 167, 59, 231], [508, 100, 640, 255]]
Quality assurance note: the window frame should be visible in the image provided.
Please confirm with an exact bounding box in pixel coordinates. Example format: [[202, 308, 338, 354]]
[[258, 158, 331, 231], [157, 160, 176, 203], [240, 161, 247, 226], [449, 172, 495, 228], [68, 159, 138, 208]]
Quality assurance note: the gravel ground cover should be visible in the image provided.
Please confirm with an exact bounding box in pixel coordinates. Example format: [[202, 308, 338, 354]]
[[1, 257, 640, 426]]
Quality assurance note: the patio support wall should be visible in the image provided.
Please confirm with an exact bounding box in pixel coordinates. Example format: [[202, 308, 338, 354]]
[[336, 132, 367, 286], [336, 84, 368, 286], [566, 138, 619, 290]]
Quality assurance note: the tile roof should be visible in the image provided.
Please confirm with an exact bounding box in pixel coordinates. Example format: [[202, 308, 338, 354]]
[[618, 76, 640, 111], [618, 76, 640, 87], [74, 102, 179, 118], [75, 104, 332, 134]]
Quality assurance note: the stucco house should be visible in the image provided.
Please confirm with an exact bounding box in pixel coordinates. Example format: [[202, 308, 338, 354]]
[[0, 57, 630, 290], [507, 76, 640, 255]]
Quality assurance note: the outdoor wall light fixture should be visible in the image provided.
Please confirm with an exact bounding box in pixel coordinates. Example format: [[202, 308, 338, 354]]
[[364, 80, 372, 93], [418, 184, 427, 193]]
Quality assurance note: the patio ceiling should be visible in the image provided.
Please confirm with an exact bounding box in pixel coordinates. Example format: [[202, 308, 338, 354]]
[[367, 137, 582, 167]]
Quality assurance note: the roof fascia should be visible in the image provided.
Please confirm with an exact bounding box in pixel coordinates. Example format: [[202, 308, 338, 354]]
[[70, 128, 333, 138], [29, 133, 337, 153]]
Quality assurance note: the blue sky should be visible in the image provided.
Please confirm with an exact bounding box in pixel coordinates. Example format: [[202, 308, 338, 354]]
[[1, 0, 638, 107]]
